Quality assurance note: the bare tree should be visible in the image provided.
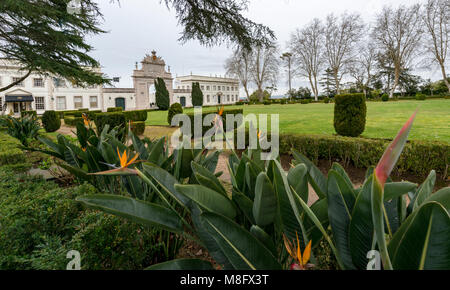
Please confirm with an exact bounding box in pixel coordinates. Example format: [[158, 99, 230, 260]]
[[324, 13, 364, 95], [423, 0, 450, 93], [289, 18, 324, 101], [225, 47, 253, 100], [349, 43, 377, 96], [250, 44, 280, 102], [372, 4, 424, 98]]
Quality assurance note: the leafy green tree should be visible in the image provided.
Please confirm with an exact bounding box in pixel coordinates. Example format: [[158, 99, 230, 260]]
[[155, 78, 170, 110], [249, 90, 270, 102], [191, 82, 204, 107]]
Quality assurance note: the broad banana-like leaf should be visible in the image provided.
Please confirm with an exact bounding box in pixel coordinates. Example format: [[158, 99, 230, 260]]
[[412, 170, 436, 210], [423, 187, 450, 211], [191, 161, 227, 197], [148, 137, 166, 165], [331, 163, 355, 196], [303, 198, 329, 248], [292, 150, 327, 199], [201, 212, 281, 270], [349, 176, 375, 269], [384, 181, 417, 201], [390, 202, 450, 269], [76, 194, 183, 233], [287, 163, 309, 203], [89, 167, 137, 176], [146, 259, 213, 270], [327, 170, 357, 270], [250, 225, 277, 257], [179, 148, 194, 178], [175, 184, 236, 219], [253, 172, 277, 227], [244, 161, 259, 199], [231, 188, 255, 224]]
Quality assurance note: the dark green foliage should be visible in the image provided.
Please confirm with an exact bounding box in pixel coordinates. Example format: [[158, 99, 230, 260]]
[[381, 94, 389, 102], [323, 97, 330, 104], [107, 107, 123, 112], [334, 93, 367, 137], [123, 110, 148, 122], [63, 116, 83, 127], [0, 115, 40, 146], [0, 132, 26, 165], [263, 101, 271, 105], [186, 108, 244, 136], [20, 111, 37, 118], [130, 121, 146, 136], [279, 134, 449, 179], [191, 82, 204, 107], [41, 111, 61, 132], [95, 112, 126, 135], [300, 99, 311, 104], [0, 168, 177, 270], [167, 103, 183, 125], [415, 93, 426, 101], [155, 78, 170, 110]]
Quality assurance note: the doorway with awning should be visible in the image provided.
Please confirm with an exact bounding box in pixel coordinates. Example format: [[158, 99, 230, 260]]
[[2, 90, 34, 116]]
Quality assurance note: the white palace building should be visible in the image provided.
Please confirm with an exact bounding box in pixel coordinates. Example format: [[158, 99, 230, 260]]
[[0, 51, 239, 116]]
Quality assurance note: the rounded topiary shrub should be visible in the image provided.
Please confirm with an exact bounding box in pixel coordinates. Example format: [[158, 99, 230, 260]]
[[167, 103, 183, 126], [42, 110, 61, 132], [123, 110, 148, 122], [130, 121, 145, 136], [381, 94, 389, 102], [334, 93, 367, 137], [323, 97, 330, 104], [415, 93, 426, 101]]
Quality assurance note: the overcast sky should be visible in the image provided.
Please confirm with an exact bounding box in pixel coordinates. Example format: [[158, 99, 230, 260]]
[[88, 0, 434, 97]]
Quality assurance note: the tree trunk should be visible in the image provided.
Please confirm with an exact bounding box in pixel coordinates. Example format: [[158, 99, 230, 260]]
[[439, 63, 450, 93], [390, 67, 400, 98], [333, 70, 340, 95]]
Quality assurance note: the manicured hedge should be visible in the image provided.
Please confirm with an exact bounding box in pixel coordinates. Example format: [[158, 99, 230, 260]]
[[279, 133, 449, 179], [107, 107, 123, 112], [63, 116, 83, 127], [186, 108, 244, 136], [94, 112, 126, 134], [334, 93, 366, 137], [41, 110, 61, 132], [130, 121, 146, 135], [123, 110, 148, 122], [167, 103, 183, 126], [0, 132, 26, 165]]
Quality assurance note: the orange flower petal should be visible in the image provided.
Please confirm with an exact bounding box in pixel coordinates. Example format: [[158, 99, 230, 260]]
[[302, 240, 312, 266], [126, 152, 140, 167]]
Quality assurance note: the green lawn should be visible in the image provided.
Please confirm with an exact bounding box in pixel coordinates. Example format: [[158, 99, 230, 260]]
[[146, 99, 450, 143]]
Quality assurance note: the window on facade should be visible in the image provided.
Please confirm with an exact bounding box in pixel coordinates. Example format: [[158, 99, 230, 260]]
[[207, 95, 210, 103], [90, 96, 98, 108], [206, 86, 210, 90], [35, 96, 45, 110], [213, 85, 216, 90], [57, 96, 66, 110], [227, 86, 230, 91], [33, 78, 44, 87], [54, 78, 66, 88], [227, 95, 230, 102], [74, 96, 83, 109], [12, 77, 24, 87], [0, 97, 2, 111], [201, 85, 204, 90]]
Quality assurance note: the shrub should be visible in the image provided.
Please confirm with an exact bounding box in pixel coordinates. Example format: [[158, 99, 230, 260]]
[[95, 112, 126, 135], [21, 111, 37, 118], [0, 115, 41, 146], [167, 103, 183, 126], [415, 93, 426, 100], [191, 82, 204, 107], [263, 101, 271, 105], [41, 111, 61, 132], [186, 108, 244, 136], [381, 94, 389, 102], [323, 97, 330, 104], [63, 116, 83, 127], [155, 77, 170, 110], [130, 121, 145, 136], [300, 99, 310, 104], [123, 110, 148, 122], [334, 93, 366, 137], [107, 107, 123, 112], [0, 132, 26, 165]]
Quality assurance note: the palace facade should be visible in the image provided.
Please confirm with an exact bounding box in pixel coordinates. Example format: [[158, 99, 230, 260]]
[[0, 51, 239, 116]]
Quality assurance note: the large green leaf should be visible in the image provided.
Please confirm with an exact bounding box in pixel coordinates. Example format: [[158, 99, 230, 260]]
[[201, 212, 281, 270], [76, 194, 183, 233], [327, 170, 356, 270], [412, 170, 436, 210], [384, 181, 417, 201], [253, 172, 277, 227], [146, 259, 213, 270], [250, 225, 277, 257], [292, 150, 327, 199], [391, 202, 450, 269], [423, 187, 450, 211], [191, 161, 227, 197], [349, 176, 375, 269], [175, 184, 236, 219], [287, 163, 309, 203], [231, 188, 255, 224]]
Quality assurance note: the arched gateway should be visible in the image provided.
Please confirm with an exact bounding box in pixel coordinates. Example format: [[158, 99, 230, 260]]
[[132, 51, 173, 109]]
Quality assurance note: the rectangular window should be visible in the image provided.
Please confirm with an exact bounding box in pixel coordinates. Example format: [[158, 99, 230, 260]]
[[56, 96, 66, 110], [0, 97, 2, 111], [207, 95, 210, 103], [90, 96, 98, 108], [33, 78, 44, 87], [213, 85, 216, 91], [74, 96, 83, 109], [227, 95, 230, 102], [227, 86, 230, 91], [201, 85, 205, 90], [35, 96, 45, 110], [206, 86, 210, 91], [12, 77, 24, 87]]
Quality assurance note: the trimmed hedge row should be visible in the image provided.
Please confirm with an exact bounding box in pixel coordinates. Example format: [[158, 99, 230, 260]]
[[279, 133, 449, 179], [21, 111, 37, 118], [94, 112, 126, 134], [0, 132, 26, 165], [130, 121, 146, 135]]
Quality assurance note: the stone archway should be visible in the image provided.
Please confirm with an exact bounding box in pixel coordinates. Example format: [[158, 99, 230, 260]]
[[132, 51, 173, 110]]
